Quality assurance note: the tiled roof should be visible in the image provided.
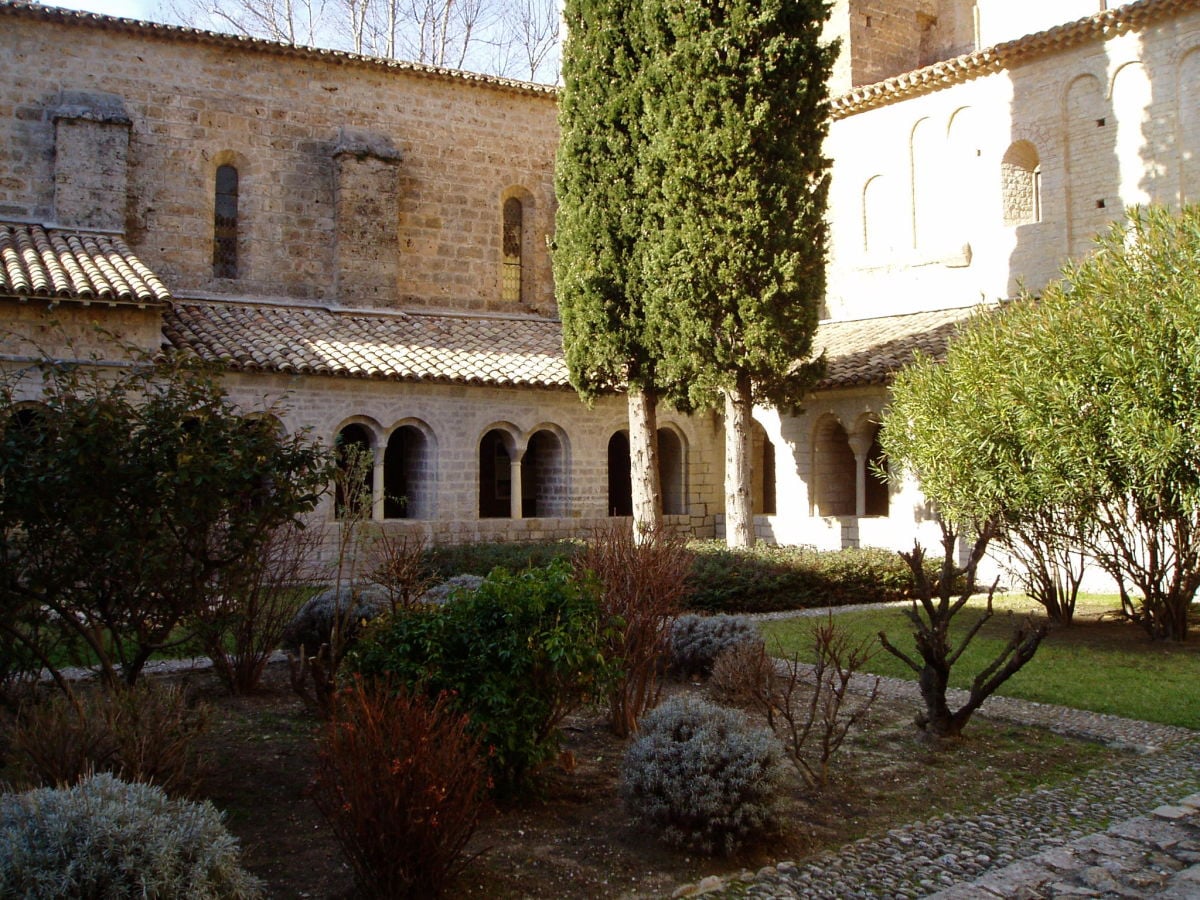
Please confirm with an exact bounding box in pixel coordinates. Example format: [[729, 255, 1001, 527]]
[[0, 223, 171, 306], [164, 301, 572, 388], [813, 306, 984, 391], [0, 0, 556, 97], [831, 0, 1195, 119]]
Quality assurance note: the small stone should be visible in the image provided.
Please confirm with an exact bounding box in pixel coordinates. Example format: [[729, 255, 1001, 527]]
[[696, 875, 724, 893], [1154, 805, 1193, 821], [1078, 866, 1121, 892]]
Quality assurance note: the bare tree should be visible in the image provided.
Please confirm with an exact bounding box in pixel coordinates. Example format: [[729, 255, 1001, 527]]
[[155, 0, 562, 82]]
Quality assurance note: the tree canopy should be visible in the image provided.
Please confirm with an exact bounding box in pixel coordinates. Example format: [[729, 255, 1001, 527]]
[[0, 349, 332, 691], [882, 205, 1200, 640]]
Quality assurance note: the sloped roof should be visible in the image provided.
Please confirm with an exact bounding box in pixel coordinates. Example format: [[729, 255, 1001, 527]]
[[831, 0, 1194, 119], [164, 300, 983, 393], [0, 0, 556, 97], [164, 301, 572, 388], [0, 223, 171, 306], [813, 306, 983, 391]]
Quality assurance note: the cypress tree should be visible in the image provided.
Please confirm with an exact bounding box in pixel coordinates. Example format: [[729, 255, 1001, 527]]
[[642, 0, 834, 546], [554, 0, 665, 535]]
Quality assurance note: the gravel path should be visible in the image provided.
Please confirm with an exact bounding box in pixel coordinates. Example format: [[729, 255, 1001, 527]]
[[671, 608, 1200, 899]]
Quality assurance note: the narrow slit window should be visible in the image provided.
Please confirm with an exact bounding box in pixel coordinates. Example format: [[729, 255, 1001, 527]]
[[502, 197, 523, 302], [213, 164, 239, 278]]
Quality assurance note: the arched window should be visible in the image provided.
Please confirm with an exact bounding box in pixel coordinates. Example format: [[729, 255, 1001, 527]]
[[1001, 141, 1041, 226], [502, 197, 523, 302], [334, 424, 374, 520], [751, 421, 777, 515], [657, 428, 685, 516], [607, 431, 633, 517], [523, 429, 567, 518], [213, 164, 239, 278], [479, 429, 512, 519], [384, 424, 432, 519], [813, 417, 855, 517], [864, 425, 890, 517]]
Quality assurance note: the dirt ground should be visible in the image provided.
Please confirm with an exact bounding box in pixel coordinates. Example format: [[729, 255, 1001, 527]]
[[195, 664, 1119, 899]]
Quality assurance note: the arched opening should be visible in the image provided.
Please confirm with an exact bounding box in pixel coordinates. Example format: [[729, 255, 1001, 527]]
[[502, 197, 523, 302], [213, 163, 239, 278], [334, 423, 374, 520], [607, 431, 633, 517], [523, 429, 567, 518], [864, 424, 890, 517], [751, 421, 777, 515], [1001, 141, 1041, 226], [384, 424, 432, 519], [479, 429, 512, 519], [813, 417, 855, 517], [657, 427, 685, 516]]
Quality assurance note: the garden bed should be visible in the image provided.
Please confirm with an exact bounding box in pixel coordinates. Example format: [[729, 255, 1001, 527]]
[[195, 664, 1119, 899]]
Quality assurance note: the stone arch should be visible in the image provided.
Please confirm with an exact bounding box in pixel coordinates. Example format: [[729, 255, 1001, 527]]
[[1180, 48, 1200, 203], [1064, 72, 1112, 255], [1001, 140, 1041, 226], [523, 424, 569, 518], [1110, 60, 1162, 208], [910, 116, 942, 250], [383, 418, 436, 519], [333, 417, 380, 520], [607, 430, 633, 517], [812, 414, 855, 517], [657, 425, 687, 516], [862, 174, 891, 257], [864, 420, 892, 518], [751, 420, 776, 516], [947, 105, 984, 235], [479, 423, 520, 519]]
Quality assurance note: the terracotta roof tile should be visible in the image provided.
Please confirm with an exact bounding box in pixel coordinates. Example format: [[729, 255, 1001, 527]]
[[813, 306, 984, 391], [164, 301, 572, 388], [831, 0, 1193, 119], [0, 223, 171, 306]]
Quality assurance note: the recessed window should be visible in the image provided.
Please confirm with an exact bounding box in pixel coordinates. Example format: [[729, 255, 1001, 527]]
[[1001, 142, 1041, 226], [502, 197, 523, 302], [213, 164, 239, 278]]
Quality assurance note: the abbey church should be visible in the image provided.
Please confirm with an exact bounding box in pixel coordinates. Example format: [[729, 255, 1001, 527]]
[[1, 0, 1197, 553]]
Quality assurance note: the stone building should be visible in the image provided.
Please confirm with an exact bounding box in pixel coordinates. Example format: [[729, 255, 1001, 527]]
[[1, 0, 1197, 555]]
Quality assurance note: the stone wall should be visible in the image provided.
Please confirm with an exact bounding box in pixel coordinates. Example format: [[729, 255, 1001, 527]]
[[824, 6, 1200, 319], [217, 370, 725, 541], [0, 12, 559, 316]]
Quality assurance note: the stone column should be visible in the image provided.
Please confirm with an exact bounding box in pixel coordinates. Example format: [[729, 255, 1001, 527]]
[[848, 429, 875, 519], [509, 458, 524, 520]]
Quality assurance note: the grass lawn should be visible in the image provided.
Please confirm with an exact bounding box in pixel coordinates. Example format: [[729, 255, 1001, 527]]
[[759, 594, 1200, 730]]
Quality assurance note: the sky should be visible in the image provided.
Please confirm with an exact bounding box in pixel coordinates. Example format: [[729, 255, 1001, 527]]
[[42, 0, 158, 21]]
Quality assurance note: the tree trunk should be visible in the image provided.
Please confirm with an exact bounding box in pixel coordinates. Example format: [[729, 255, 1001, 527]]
[[628, 387, 662, 543], [723, 375, 755, 548]]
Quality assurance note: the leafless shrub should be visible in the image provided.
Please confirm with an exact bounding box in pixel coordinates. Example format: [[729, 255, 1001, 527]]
[[311, 677, 489, 898], [9, 682, 211, 796], [710, 615, 880, 789], [575, 525, 694, 737], [370, 531, 439, 612], [192, 521, 324, 695]]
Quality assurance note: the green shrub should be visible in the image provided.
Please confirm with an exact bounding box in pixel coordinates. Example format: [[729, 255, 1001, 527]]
[[351, 561, 616, 794], [0, 772, 261, 899], [669, 614, 761, 678], [685, 542, 917, 613], [620, 695, 788, 855], [423, 540, 582, 578]]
